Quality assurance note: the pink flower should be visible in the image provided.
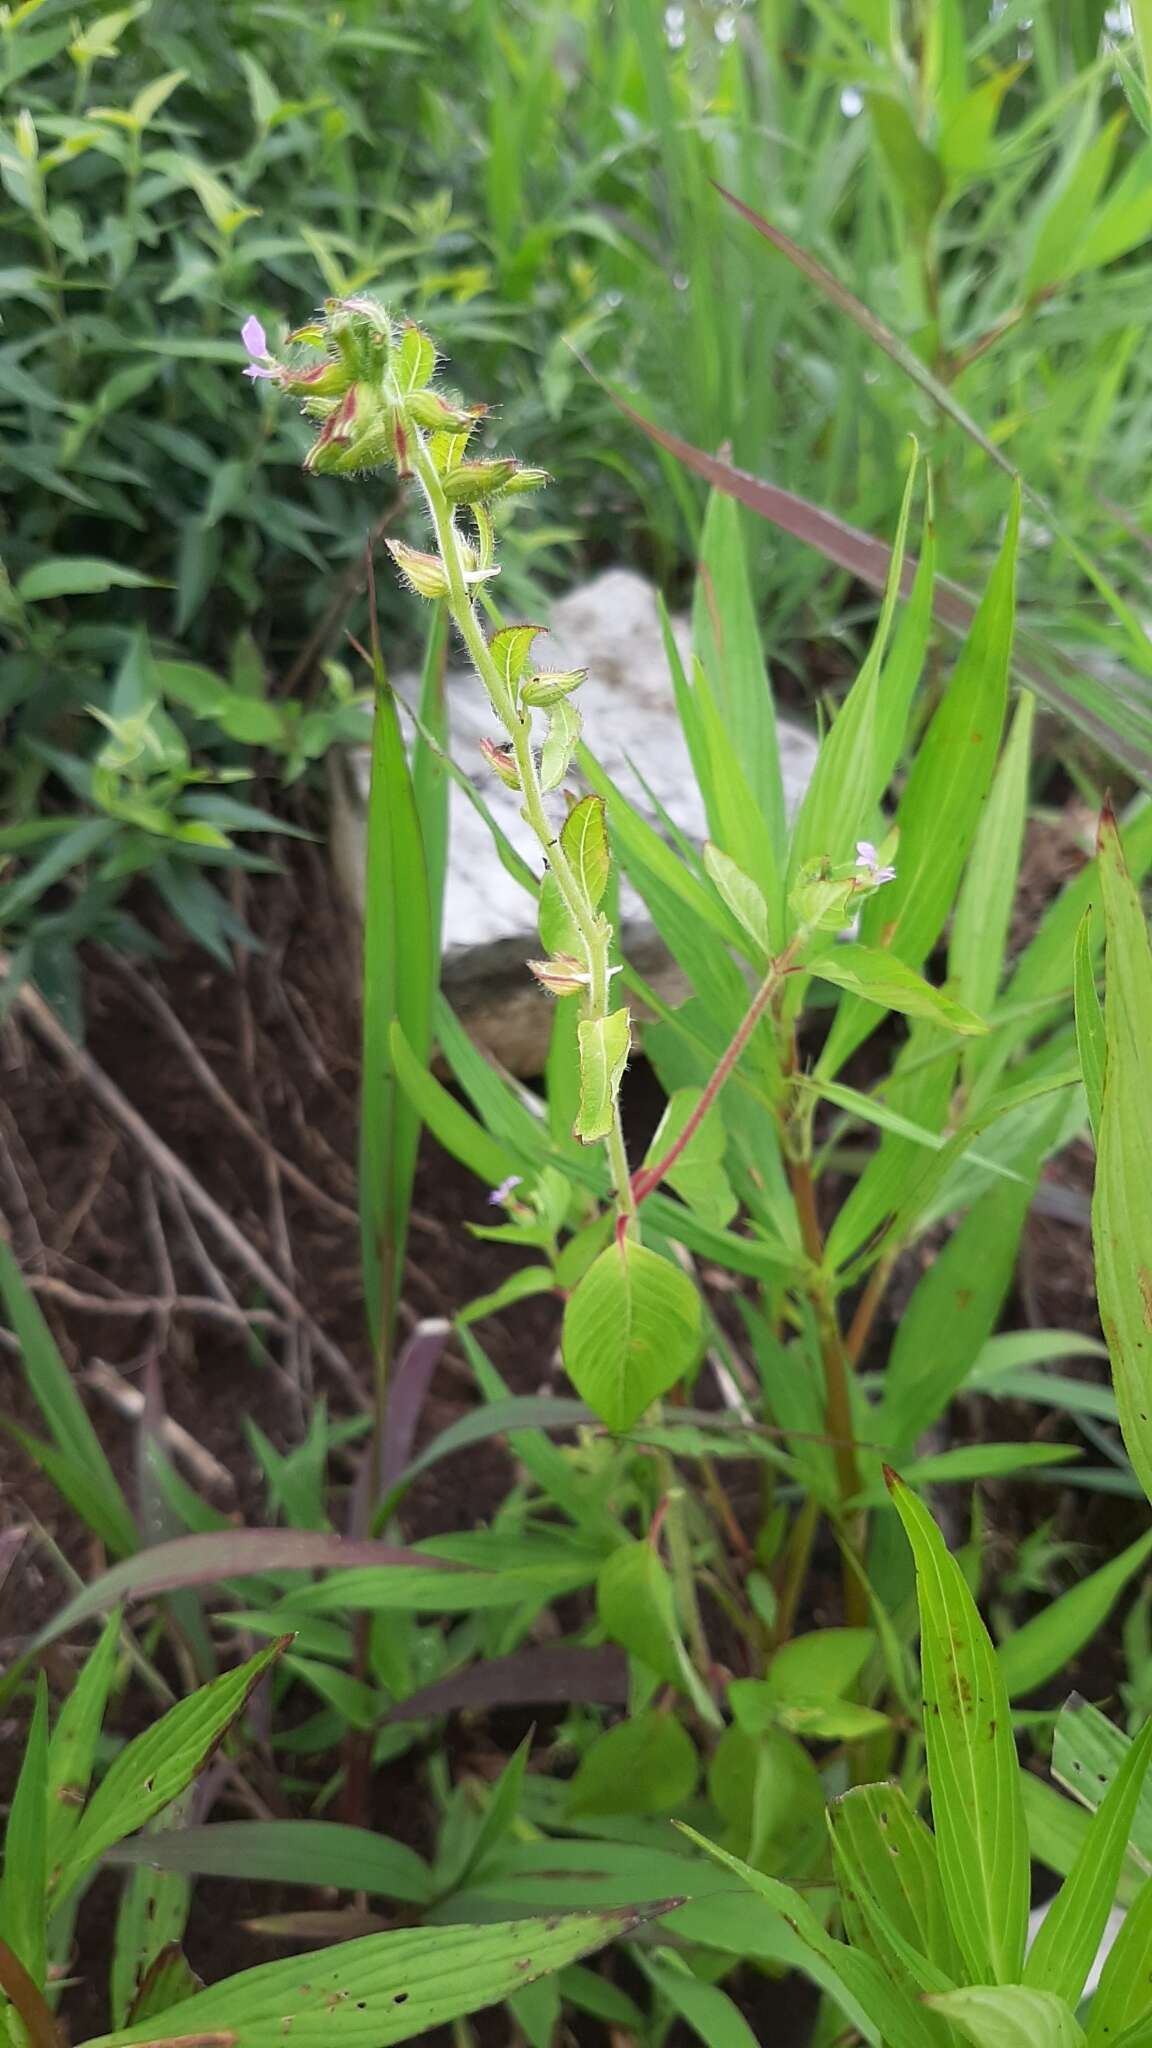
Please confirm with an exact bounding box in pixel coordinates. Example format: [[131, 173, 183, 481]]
[[488, 1175, 523, 1207], [856, 840, 896, 885], [241, 313, 278, 380]]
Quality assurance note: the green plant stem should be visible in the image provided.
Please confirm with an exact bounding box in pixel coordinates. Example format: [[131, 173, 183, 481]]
[[788, 1155, 870, 1632], [658, 1464, 715, 1704], [632, 938, 800, 1205], [408, 433, 635, 1225]]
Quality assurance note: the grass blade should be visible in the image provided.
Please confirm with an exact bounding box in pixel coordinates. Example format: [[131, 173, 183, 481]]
[[887, 1473, 1029, 1985], [0, 1239, 137, 1559]]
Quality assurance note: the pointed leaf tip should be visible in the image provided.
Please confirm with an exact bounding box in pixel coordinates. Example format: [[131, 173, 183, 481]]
[[882, 1463, 900, 1491]]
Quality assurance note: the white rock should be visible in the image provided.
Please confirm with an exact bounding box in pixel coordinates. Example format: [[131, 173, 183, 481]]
[[331, 568, 817, 1071]]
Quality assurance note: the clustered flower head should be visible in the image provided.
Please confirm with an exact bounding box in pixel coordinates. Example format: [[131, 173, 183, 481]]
[[239, 296, 547, 497]]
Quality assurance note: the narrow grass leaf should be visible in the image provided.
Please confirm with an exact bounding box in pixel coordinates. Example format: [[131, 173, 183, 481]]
[[55, 1641, 289, 1903], [0, 1675, 48, 1986], [1093, 807, 1152, 1509], [105, 1823, 432, 1904], [1085, 1873, 1152, 2044], [359, 636, 435, 1374], [45, 1609, 122, 1874], [1000, 1528, 1152, 1700], [887, 1475, 1029, 1984], [1024, 1716, 1152, 2007], [808, 945, 988, 1036], [1073, 908, 1105, 1144]]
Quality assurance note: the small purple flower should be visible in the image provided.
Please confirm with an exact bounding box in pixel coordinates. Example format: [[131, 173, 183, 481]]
[[241, 313, 278, 381], [488, 1175, 523, 1208], [856, 840, 896, 885]]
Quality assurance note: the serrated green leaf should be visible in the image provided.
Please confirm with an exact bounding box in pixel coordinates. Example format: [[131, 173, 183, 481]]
[[575, 1009, 631, 1143], [888, 1476, 1029, 1984], [562, 1239, 701, 1431]]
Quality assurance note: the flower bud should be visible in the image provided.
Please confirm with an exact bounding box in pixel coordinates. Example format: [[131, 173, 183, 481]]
[[407, 390, 485, 433], [520, 668, 586, 708], [386, 540, 450, 600], [499, 466, 550, 496], [480, 737, 520, 788], [442, 459, 522, 504], [528, 954, 588, 996]]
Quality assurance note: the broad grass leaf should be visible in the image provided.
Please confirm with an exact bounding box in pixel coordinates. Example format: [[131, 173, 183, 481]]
[[675, 1826, 937, 2048], [105, 1823, 432, 1904], [887, 1476, 1029, 1984], [78, 1909, 675, 2048], [879, 1110, 1057, 1450], [807, 945, 987, 1036], [0, 1239, 137, 1558], [562, 1239, 702, 1431], [829, 1783, 966, 1986], [925, 1987, 1085, 2048], [999, 1528, 1152, 1700], [1093, 807, 1152, 1509], [1024, 1716, 1152, 2008], [54, 1640, 289, 1903]]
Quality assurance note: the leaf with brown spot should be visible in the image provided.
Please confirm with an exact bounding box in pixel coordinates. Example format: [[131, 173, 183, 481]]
[[74, 1907, 679, 2048]]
